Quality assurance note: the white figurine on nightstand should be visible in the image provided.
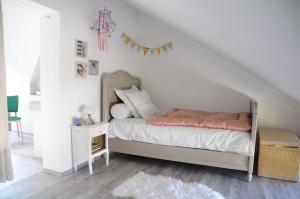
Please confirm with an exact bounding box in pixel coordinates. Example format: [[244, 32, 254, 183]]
[[82, 106, 95, 125], [71, 122, 109, 175]]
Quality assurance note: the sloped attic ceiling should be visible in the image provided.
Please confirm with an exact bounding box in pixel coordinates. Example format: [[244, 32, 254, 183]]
[[126, 0, 300, 102]]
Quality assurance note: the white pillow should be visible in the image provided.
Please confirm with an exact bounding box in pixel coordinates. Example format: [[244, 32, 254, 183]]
[[125, 90, 160, 119], [114, 85, 141, 118], [110, 103, 132, 119]]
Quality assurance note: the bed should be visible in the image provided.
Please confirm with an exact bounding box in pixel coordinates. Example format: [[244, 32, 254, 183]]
[[101, 70, 258, 182]]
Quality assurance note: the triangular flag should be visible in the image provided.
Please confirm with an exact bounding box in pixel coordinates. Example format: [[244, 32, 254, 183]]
[[150, 49, 154, 55], [121, 32, 173, 56], [121, 32, 126, 38], [143, 47, 149, 56], [137, 45, 142, 52], [155, 48, 161, 55], [162, 45, 168, 52], [124, 36, 132, 44], [130, 41, 137, 48]]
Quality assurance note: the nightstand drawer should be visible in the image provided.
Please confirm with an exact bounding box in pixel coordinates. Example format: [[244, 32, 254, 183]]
[[91, 123, 109, 136], [91, 129, 105, 137]]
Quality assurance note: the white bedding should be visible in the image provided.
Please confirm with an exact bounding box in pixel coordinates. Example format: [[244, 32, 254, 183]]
[[108, 118, 254, 156]]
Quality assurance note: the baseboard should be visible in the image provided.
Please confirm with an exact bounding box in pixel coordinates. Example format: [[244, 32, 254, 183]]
[[74, 156, 103, 170], [43, 168, 73, 176], [42, 156, 103, 176]]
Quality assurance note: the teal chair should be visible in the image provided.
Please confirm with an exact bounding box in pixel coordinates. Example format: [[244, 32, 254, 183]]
[[7, 95, 23, 142]]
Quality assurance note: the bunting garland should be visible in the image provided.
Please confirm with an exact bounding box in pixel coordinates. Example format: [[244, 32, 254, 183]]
[[121, 32, 173, 56]]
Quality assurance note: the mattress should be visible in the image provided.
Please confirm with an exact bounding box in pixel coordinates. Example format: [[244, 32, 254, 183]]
[[108, 118, 254, 156]]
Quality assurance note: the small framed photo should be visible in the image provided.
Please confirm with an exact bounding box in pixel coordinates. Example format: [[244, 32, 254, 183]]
[[75, 40, 88, 57], [88, 59, 99, 76], [75, 61, 87, 79]]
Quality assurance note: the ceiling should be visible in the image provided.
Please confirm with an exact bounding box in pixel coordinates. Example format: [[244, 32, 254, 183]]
[[2, 0, 57, 17], [126, 0, 300, 102]]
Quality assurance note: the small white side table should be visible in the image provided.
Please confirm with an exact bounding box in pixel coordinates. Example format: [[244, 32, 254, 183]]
[[71, 122, 109, 175]]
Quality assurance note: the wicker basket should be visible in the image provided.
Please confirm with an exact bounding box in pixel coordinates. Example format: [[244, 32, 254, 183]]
[[258, 128, 300, 182], [258, 144, 300, 182]]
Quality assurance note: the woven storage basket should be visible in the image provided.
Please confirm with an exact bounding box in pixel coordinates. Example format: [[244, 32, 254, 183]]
[[258, 144, 300, 182], [258, 128, 300, 182]]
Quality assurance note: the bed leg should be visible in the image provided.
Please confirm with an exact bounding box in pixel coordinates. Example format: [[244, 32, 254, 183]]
[[248, 173, 252, 182]]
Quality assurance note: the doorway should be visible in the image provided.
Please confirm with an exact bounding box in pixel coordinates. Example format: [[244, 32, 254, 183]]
[[0, 0, 60, 190]]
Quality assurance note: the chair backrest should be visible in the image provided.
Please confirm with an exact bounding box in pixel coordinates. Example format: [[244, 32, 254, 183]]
[[7, 95, 19, 113]]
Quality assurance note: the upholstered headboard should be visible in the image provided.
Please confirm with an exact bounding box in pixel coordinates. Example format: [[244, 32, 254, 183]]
[[101, 70, 141, 122]]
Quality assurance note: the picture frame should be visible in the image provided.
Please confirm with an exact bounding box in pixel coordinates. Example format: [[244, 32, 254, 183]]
[[75, 40, 88, 57], [75, 61, 87, 79], [88, 59, 99, 76]]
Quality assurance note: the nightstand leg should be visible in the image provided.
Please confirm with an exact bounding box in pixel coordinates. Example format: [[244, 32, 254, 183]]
[[89, 158, 93, 175], [105, 152, 109, 166], [71, 131, 77, 172], [88, 133, 93, 175]]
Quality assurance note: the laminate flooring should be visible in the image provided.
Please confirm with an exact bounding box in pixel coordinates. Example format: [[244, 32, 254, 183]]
[[0, 153, 299, 199]]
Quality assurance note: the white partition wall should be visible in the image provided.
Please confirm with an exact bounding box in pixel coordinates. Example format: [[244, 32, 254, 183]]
[[40, 13, 62, 170]]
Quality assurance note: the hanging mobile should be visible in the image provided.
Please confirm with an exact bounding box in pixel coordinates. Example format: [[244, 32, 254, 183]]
[[91, 7, 116, 51]]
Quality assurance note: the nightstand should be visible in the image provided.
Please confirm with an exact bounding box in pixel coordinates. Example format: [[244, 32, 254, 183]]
[[71, 122, 109, 175]]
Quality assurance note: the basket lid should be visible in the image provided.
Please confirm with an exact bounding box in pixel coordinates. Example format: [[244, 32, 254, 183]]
[[259, 128, 300, 147]]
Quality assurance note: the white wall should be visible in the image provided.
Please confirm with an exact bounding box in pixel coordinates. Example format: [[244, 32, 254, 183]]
[[134, 16, 250, 113], [135, 12, 300, 135], [30, 0, 140, 172], [127, 0, 300, 103], [40, 13, 61, 168], [3, 3, 41, 133]]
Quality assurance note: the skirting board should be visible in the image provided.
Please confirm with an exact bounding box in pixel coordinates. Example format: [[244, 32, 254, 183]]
[[43, 156, 103, 176], [43, 168, 73, 176]]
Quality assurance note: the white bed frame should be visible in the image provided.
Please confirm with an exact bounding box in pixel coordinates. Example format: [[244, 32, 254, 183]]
[[101, 70, 258, 182]]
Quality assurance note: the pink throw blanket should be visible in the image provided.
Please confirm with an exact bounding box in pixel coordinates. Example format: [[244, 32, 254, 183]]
[[147, 108, 252, 132]]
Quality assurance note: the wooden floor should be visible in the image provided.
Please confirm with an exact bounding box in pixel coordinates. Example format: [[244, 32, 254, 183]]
[[0, 153, 299, 199]]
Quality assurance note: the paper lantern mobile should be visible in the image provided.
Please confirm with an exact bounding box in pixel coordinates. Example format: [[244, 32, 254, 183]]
[[91, 7, 116, 51]]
